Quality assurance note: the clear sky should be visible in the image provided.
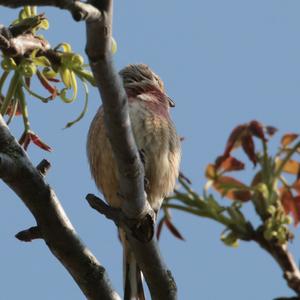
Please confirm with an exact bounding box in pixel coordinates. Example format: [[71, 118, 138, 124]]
[[1, 1, 300, 299]]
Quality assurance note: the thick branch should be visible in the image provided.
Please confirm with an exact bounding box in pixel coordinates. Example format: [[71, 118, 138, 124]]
[[253, 228, 300, 295], [84, 1, 178, 299], [0, 116, 120, 300], [86, 194, 177, 300], [86, 0, 149, 220], [1, 1, 178, 298], [87, 194, 154, 243], [0, 0, 101, 22]]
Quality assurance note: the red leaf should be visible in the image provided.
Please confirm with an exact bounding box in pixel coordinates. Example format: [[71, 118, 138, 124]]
[[47, 77, 60, 83], [29, 132, 52, 152], [216, 156, 245, 173], [279, 159, 300, 175], [249, 120, 266, 141], [281, 188, 294, 215], [179, 172, 192, 184], [165, 218, 185, 240], [265, 126, 278, 137], [6, 100, 22, 116], [156, 217, 165, 240], [19, 131, 52, 152], [292, 179, 300, 193], [25, 77, 31, 88], [293, 196, 300, 226], [281, 133, 299, 148], [280, 188, 300, 226], [251, 171, 262, 187], [223, 124, 248, 157], [37, 70, 58, 100], [212, 176, 251, 202], [0, 96, 21, 116], [215, 155, 227, 170], [241, 134, 257, 165]]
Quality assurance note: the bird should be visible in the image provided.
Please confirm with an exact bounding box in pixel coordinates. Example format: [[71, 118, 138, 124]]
[[87, 64, 181, 300]]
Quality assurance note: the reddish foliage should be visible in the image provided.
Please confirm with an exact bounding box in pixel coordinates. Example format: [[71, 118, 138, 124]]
[[164, 218, 185, 240], [221, 120, 272, 167], [281, 188, 300, 226], [281, 133, 299, 148], [223, 124, 247, 158], [212, 176, 251, 202], [0, 95, 22, 116], [19, 131, 52, 152], [249, 120, 266, 141], [156, 217, 165, 240], [47, 77, 60, 83], [241, 134, 257, 166], [37, 70, 57, 99], [292, 179, 300, 193], [215, 156, 245, 173], [280, 160, 300, 175], [156, 217, 185, 240], [265, 126, 278, 136], [251, 171, 262, 187]]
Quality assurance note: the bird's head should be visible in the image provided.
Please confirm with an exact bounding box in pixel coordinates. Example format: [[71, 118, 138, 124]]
[[119, 64, 175, 107]]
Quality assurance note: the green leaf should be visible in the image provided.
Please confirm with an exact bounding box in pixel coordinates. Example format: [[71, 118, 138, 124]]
[[59, 71, 77, 103], [1, 57, 17, 71], [64, 80, 89, 128], [55, 42, 72, 53], [39, 18, 49, 30], [59, 67, 72, 88], [74, 69, 96, 86], [32, 56, 51, 67]]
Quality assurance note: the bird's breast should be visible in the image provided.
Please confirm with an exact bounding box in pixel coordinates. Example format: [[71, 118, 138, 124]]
[[87, 97, 180, 213]]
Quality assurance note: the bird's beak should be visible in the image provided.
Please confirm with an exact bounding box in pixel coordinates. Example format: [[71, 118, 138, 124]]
[[167, 96, 176, 107]]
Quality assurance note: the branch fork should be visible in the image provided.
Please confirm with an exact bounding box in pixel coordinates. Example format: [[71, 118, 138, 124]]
[[86, 193, 155, 243]]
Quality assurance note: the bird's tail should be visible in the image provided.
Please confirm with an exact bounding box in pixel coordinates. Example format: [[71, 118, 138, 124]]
[[120, 229, 145, 300]]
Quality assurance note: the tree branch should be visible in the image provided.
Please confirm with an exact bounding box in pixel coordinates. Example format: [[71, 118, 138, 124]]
[[85, 0, 149, 220], [86, 193, 177, 300], [0, 116, 121, 300], [0, 1, 178, 298], [84, 1, 178, 298], [0, 0, 101, 22], [253, 228, 300, 296], [15, 226, 42, 242], [87, 194, 154, 243]]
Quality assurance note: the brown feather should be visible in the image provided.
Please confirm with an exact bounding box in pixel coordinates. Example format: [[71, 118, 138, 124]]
[[87, 64, 181, 299]]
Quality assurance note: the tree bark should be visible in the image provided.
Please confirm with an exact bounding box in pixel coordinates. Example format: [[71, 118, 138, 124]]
[[0, 116, 121, 300], [0, 1, 178, 299]]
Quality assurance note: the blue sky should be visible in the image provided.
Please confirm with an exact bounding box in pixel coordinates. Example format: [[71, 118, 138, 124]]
[[1, 1, 300, 299]]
